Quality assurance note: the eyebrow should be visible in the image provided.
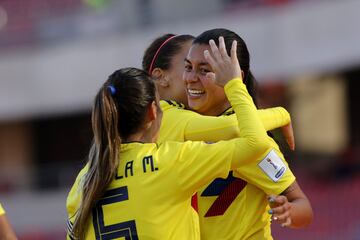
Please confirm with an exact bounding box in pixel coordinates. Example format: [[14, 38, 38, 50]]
[[184, 58, 209, 66]]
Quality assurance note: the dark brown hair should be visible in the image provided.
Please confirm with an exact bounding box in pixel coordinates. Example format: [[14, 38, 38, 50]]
[[72, 67, 156, 239]]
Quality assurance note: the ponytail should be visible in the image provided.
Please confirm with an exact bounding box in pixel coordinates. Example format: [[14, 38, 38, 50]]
[[71, 67, 156, 239], [72, 87, 121, 239]]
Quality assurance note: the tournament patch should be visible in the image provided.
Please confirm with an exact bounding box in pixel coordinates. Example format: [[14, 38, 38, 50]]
[[258, 149, 287, 182]]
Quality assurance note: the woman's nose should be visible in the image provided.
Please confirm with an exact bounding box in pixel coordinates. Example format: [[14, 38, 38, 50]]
[[184, 71, 197, 83]]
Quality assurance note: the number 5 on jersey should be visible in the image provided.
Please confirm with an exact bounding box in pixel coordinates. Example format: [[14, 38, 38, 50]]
[[92, 186, 139, 240]]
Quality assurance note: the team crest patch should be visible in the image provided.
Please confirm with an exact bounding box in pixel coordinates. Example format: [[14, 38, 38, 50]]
[[258, 149, 286, 182]]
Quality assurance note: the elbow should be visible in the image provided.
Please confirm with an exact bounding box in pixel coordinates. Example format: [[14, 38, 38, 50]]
[[290, 199, 314, 229], [301, 202, 314, 228], [251, 135, 273, 157], [241, 137, 273, 165], [1, 234, 18, 240]]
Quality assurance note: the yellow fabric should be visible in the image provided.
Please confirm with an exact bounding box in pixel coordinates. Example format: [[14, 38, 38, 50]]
[[158, 102, 290, 143], [0, 203, 5, 215], [158, 79, 295, 240], [197, 139, 295, 240], [66, 78, 272, 240]]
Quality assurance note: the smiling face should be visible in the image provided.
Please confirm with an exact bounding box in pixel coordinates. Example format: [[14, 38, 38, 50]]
[[183, 43, 230, 116]]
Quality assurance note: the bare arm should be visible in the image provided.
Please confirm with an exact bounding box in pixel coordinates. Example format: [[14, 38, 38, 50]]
[[0, 214, 17, 240], [268, 181, 313, 228]]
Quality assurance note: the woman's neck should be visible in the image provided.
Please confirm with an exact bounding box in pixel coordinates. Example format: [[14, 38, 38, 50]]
[[124, 131, 153, 143], [202, 101, 231, 116]]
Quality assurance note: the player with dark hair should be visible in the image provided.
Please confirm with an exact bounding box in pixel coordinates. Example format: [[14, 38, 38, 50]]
[[183, 28, 313, 239], [66, 39, 276, 239], [143, 33, 295, 147]]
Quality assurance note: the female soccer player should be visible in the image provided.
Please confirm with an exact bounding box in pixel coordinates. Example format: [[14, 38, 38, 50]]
[[183, 29, 313, 239], [66, 40, 275, 239], [142, 30, 312, 239], [0, 203, 17, 240], [143, 33, 295, 148]]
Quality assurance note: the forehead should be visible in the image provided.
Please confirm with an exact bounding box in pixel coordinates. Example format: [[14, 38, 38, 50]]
[[186, 44, 211, 63], [171, 40, 193, 63]]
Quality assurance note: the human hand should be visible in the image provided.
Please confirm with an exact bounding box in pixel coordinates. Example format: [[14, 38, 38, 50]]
[[203, 36, 242, 87], [281, 122, 295, 151], [268, 195, 292, 227]]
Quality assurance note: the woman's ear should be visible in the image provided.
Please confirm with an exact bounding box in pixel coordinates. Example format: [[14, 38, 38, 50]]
[[151, 68, 162, 79], [147, 101, 158, 121], [152, 68, 169, 87], [241, 70, 245, 80]]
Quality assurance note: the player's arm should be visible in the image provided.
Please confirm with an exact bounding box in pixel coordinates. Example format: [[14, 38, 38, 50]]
[[184, 107, 292, 142], [0, 205, 17, 240], [174, 79, 273, 193], [259, 108, 295, 150], [175, 39, 273, 192], [65, 165, 88, 239], [207, 37, 272, 165], [257, 107, 290, 132], [233, 143, 311, 228], [268, 181, 313, 228]]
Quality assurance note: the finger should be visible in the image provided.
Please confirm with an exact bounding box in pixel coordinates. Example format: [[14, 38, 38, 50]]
[[267, 195, 277, 208], [286, 134, 295, 151], [209, 39, 222, 62], [282, 123, 295, 151], [204, 49, 218, 70], [271, 202, 291, 215], [281, 217, 292, 228], [230, 40, 239, 66], [268, 195, 287, 209], [218, 36, 229, 59], [272, 211, 290, 223], [273, 195, 287, 205], [205, 72, 216, 82]]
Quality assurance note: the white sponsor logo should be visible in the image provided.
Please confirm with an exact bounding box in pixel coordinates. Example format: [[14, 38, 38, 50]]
[[258, 149, 287, 182]]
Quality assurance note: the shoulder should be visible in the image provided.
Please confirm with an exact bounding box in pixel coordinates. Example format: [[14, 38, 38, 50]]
[[160, 100, 185, 111], [160, 100, 200, 122]]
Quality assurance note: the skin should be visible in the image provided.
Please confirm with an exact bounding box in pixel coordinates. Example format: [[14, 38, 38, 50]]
[[268, 181, 313, 228], [0, 215, 17, 240], [185, 37, 313, 228], [126, 93, 163, 143], [151, 40, 193, 108], [184, 43, 230, 116], [149, 37, 296, 149]]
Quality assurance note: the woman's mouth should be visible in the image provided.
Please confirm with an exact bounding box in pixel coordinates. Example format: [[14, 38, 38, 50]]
[[187, 89, 205, 97]]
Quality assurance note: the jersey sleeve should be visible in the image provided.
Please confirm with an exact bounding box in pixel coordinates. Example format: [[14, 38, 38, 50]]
[[0, 203, 5, 215], [234, 142, 296, 195], [258, 107, 291, 132], [65, 165, 89, 239], [168, 78, 272, 194], [224, 78, 271, 161], [183, 107, 290, 142]]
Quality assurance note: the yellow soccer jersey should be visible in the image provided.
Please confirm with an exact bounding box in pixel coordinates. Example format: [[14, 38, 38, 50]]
[[157, 87, 295, 240], [0, 203, 5, 215], [197, 137, 295, 240], [66, 79, 272, 240], [158, 100, 290, 144]]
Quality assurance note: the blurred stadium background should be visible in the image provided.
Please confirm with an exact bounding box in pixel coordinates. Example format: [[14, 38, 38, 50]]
[[0, 0, 359, 239]]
